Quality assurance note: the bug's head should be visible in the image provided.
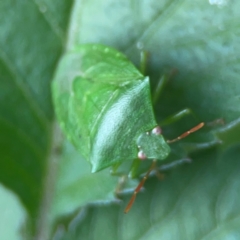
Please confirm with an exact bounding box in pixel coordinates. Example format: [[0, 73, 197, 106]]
[[137, 126, 170, 161]]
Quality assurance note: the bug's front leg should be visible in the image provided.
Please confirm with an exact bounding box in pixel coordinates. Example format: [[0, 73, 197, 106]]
[[137, 46, 176, 104], [159, 108, 198, 126], [111, 161, 140, 199], [114, 175, 128, 198]]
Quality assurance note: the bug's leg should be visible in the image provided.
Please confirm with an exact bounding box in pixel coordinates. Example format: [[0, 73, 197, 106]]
[[158, 158, 191, 172], [153, 139, 221, 173], [146, 158, 191, 179], [110, 162, 122, 175], [160, 109, 225, 127], [111, 162, 142, 198], [152, 70, 178, 105], [159, 108, 198, 126], [138, 48, 175, 104], [154, 169, 165, 180], [139, 51, 149, 75], [109, 163, 126, 198], [114, 175, 128, 197], [149, 159, 191, 180], [110, 163, 128, 198], [206, 118, 225, 127], [138, 46, 176, 101], [179, 140, 222, 153], [128, 158, 141, 179], [124, 160, 157, 214]]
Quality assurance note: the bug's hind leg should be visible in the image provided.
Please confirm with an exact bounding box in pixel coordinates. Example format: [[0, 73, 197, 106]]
[[139, 50, 149, 75], [152, 70, 178, 105], [114, 175, 128, 198], [137, 45, 177, 104], [114, 174, 141, 201], [110, 163, 127, 198], [111, 162, 140, 200]]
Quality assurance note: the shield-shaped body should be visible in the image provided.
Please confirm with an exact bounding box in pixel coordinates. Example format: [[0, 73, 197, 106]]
[[52, 44, 164, 172]]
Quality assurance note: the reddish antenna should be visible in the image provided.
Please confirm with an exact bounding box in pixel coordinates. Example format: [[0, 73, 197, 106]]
[[167, 122, 204, 143], [124, 122, 205, 214]]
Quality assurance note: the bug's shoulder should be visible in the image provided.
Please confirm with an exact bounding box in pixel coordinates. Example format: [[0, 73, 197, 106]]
[[74, 43, 128, 60], [70, 44, 144, 83]]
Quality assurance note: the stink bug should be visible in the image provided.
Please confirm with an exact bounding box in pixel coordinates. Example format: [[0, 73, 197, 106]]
[[52, 44, 204, 213]]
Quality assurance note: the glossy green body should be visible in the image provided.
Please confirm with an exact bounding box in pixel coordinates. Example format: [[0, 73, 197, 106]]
[[52, 44, 170, 172]]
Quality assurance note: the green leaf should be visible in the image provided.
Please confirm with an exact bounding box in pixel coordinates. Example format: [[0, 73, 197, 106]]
[[54, 146, 240, 240], [51, 140, 120, 220], [2, 0, 240, 239], [214, 118, 240, 151], [0, 0, 73, 235], [52, 0, 240, 239], [0, 184, 27, 240]]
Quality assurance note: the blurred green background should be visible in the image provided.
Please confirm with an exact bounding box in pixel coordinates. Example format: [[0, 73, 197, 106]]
[[1, 0, 240, 239]]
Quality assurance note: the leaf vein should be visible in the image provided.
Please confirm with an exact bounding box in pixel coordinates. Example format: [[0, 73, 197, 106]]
[[0, 48, 49, 130], [32, 0, 65, 44]]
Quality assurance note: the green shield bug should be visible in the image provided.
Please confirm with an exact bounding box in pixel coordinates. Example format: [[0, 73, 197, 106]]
[[52, 44, 204, 213]]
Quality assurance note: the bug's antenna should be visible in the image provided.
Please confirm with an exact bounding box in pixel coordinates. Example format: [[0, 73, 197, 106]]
[[124, 160, 157, 214], [167, 122, 204, 143], [124, 122, 204, 213]]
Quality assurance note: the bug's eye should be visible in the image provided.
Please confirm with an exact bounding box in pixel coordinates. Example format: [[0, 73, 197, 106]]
[[151, 126, 162, 135], [138, 150, 147, 160]]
